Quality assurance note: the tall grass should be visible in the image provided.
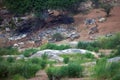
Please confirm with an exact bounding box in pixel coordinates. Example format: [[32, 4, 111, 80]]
[[40, 43, 70, 50], [92, 58, 120, 80], [46, 63, 83, 80], [0, 47, 20, 56]]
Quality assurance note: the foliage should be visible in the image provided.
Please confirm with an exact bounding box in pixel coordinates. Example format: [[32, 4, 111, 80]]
[[46, 63, 83, 79], [0, 60, 40, 79], [77, 41, 100, 52], [52, 33, 64, 41], [60, 53, 94, 64], [84, 52, 94, 59], [101, 3, 113, 17], [0, 47, 20, 56], [40, 59, 47, 69], [92, 58, 120, 80], [41, 53, 48, 60], [98, 33, 120, 49], [91, 0, 100, 8], [4, 0, 85, 16], [7, 57, 15, 63], [63, 57, 69, 64], [29, 58, 47, 69], [0, 61, 10, 78], [12, 74, 26, 80], [67, 63, 83, 77], [78, 33, 120, 50], [22, 48, 38, 57], [40, 43, 70, 50]]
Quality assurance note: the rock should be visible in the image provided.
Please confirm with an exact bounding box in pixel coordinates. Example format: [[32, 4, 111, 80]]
[[8, 34, 27, 40], [5, 27, 10, 32], [89, 26, 98, 34], [108, 57, 120, 62], [98, 18, 106, 23], [30, 49, 99, 62], [69, 32, 80, 40], [84, 18, 96, 25], [0, 9, 9, 15], [13, 43, 19, 47]]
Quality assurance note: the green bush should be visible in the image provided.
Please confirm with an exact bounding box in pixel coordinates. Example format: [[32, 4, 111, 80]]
[[41, 53, 48, 60], [77, 41, 100, 50], [0, 59, 41, 79], [67, 63, 83, 78], [12, 74, 26, 80], [41, 60, 47, 69], [7, 57, 15, 63], [40, 43, 70, 50], [22, 48, 38, 57], [29, 58, 42, 64], [0, 61, 10, 78], [0, 56, 4, 61], [52, 33, 64, 41], [10, 62, 40, 78], [0, 47, 20, 56], [46, 63, 83, 80], [101, 3, 113, 17], [63, 57, 69, 64], [93, 58, 120, 80], [47, 67, 66, 80], [112, 74, 120, 80], [84, 52, 94, 59]]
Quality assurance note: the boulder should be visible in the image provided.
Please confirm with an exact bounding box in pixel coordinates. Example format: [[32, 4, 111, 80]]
[[108, 57, 120, 62], [8, 34, 27, 40], [98, 18, 106, 23], [30, 49, 99, 62]]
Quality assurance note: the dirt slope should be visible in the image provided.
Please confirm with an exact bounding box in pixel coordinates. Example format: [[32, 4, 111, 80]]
[[74, 6, 120, 41]]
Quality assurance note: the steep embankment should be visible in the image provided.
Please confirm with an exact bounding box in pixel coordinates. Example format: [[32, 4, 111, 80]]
[[74, 6, 120, 41]]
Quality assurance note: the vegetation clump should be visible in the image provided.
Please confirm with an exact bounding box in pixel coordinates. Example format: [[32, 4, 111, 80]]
[[40, 43, 70, 50]]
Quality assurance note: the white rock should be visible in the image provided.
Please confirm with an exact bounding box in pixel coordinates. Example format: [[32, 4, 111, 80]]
[[98, 18, 106, 23], [108, 57, 120, 62]]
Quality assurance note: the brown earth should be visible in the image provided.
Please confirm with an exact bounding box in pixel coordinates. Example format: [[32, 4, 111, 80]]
[[74, 6, 120, 41]]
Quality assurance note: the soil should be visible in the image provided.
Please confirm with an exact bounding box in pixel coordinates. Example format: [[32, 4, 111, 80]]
[[74, 6, 120, 41]]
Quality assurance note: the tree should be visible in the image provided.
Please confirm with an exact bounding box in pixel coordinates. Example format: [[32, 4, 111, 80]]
[[101, 4, 113, 17], [4, 0, 85, 16], [91, 0, 100, 8]]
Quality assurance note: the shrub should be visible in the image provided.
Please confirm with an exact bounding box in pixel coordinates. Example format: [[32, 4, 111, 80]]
[[112, 74, 120, 80], [115, 46, 120, 56], [46, 63, 83, 79], [29, 58, 42, 64], [67, 63, 83, 78], [98, 33, 120, 49], [10, 62, 40, 78], [84, 52, 94, 59], [0, 61, 10, 78], [41, 53, 48, 60], [22, 48, 38, 57], [47, 67, 66, 80], [101, 3, 113, 17], [63, 57, 69, 64], [77, 41, 100, 50], [0, 56, 4, 61], [93, 58, 120, 80], [7, 57, 15, 63], [0, 59, 41, 79], [0, 47, 20, 56], [46, 67, 54, 80], [52, 33, 64, 41], [40, 43, 70, 50], [12, 74, 26, 80], [41, 59, 47, 69]]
